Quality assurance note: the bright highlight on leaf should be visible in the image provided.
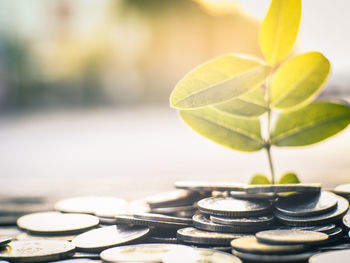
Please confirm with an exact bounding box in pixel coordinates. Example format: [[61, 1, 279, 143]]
[[250, 174, 271, 185], [260, 0, 302, 65], [180, 108, 264, 152], [271, 102, 350, 147], [270, 52, 330, 110], [214, 87, 267, 118], [170, 55, 270, 109], [278, 172, 300, 184]]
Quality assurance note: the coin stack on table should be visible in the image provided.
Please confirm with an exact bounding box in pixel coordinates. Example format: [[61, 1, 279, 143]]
[[1, 182, 350, 262]]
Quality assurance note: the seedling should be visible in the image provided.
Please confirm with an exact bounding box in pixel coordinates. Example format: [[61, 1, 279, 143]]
[[170, 0, 350, 184]]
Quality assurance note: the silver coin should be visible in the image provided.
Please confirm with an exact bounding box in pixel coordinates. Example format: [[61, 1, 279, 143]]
[[115, 214, 191, 229], [17, 212, 99, 235], [229, 191, 275, 200], [198, 197, 271, 217], [327, 227, 343, 239], [245, 183, 321, 194], [177, 227, 253, 246], [146, 236, 179, 244], [210, 214, 274, 227], [150, 205, 196, 216], [100, 243, 189, 262], [0, 240, 75, 263], [54, 196, 128, 217], [193, 214, 267, 233], [342, 214, 350, 229], [72, 252, 100, 259], [72, 225, 150, 252], [0, 227, 22, 237], [175, 181, 247, 192], [133, 212, 192, 224], [230, 236, 306, 254], [49, 260, 101, 263], [16, 232, 77, 241], [0, 215, 19, 226], [275, 194, 349, 226], [334, 184, 350, 195], [98, 217, 117, 225], [275, 191, 338, 217], [274, 224, 336, 234], [0, 236, 12, 246], [146, 190, 203, 208], [309, 249, 350, 263], [255, 230, 328, 245], [232, 249, 315, 262]]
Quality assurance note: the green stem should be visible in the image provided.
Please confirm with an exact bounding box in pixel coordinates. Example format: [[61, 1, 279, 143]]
[[265, 77, 275, 184], [266, 143, 275, 185]]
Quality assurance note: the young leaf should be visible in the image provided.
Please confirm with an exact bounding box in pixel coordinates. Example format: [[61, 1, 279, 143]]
[[260, 0, 302, 65], [170, 55, 270, 109], [271, 102, 350, 147], [270, 52, 330, 110], [250, 174, 271, 185], [179, 108, 264, 152], [214, 87, 267, 118], [278, 172, 300, 184]]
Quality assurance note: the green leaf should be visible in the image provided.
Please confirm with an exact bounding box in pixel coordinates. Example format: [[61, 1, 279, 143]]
[[270, 52, 330, 110], [214, 87, 267, 118], [170, 55, 271, 109], [250, 174, 271, 185], [278, 172, 300, 184], [271, 102, 350, 147], [179, 108, 264, 152], [260, 0, 302, 65]]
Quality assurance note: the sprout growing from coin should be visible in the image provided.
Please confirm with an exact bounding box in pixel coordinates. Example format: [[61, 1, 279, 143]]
[[169, 0, 350, 184]]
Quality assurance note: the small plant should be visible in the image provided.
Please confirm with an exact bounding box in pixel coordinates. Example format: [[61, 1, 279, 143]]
[[170, 0, 350, 184]]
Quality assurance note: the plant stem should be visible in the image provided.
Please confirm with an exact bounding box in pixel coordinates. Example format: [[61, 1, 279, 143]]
[[264, 77, 275, 184]]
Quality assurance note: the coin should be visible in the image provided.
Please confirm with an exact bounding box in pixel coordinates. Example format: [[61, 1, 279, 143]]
[[146, 236, 179, 244], [275, 191, 338, 217], [0, 240, 75, 262], [274, 224, 336, 234], [275, 194, 349, 226], [133, 212, 192, 224], [210, 214, 274, 227], [16, 232, 77, 241], [0, 215, 19, 226], [150, 205, 196, 216], [255, 230, 328, 245], [0, 202, 54, 216], [72, 252, 100, 259], [100, 243, 190, 262], [326, 227, 343, 239], [334, 184, 350, 195], [54, 196, 128, 216], [177, 227, 252, 246], [245, 183, 321, 194], [115, 214, 191, 229], [232, 249, 315, 262], [17, 212, 99, 235], [98, 217, 117, 225], [49, 260, 101, 263], [197, 197, 271, 217], [309, 249, 350, 263], [72, 225, 150, 252], [342, 214, 350, 229], [0, 236, 12, 246], [230, 236, 306, 254], [193, 214, 265, 233], [163, 247, 242, 263], [229, 191, 275, 200], [0, 227, 22, 237], [146, 190, 203, 208]]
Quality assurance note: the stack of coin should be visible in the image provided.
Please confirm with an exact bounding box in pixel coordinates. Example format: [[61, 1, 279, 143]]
[[333, 184, 350, 200], [274, 191, 349, 242]]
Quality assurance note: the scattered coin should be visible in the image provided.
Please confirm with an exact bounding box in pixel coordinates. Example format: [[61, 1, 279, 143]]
[[71, 252, 100, 259], [309, 249, 350, 263], [232, 249, 315, 262], [133, 212, 192, 224], [146, 236, 179, 244], [198, 197, 271, 217], [275, 194, 349, 226], [0, 227, 22, 237], [98, 217, 117, 226], [255, 230, 328, 245], [326, 227, 343, 239], [16, 232, 77, 241], [274, 224, 336, 234], [0, 236, 12, 246], [193, 214, 265, 233], [275, 191, 338, 217], [230, 236, 306, 254], [333, 184, 350, 195], [72, 225, 150, 252], [17, 212, 99, 235], [175, 181, 247, 192], [100, 243, 190, 262], [210, 214, 274, 227], [0, 215, 19, 226], [177, 227, 252, 246], [54, 196, 128, 216], [115, 214, 191, 229], [146, 190, 203, 208], [229, 191, 274, 200], [0, 240, 75, 263], [150, 205, 196, 216]]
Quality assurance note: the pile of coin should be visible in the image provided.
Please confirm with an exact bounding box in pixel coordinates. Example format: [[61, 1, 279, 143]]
[[1, 182, 350, 262]]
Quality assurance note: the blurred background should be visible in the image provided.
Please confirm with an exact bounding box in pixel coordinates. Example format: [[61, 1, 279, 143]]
[[0, 0, 349, 198]]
